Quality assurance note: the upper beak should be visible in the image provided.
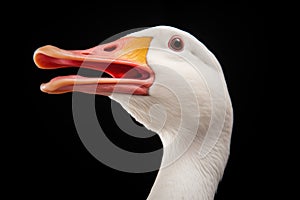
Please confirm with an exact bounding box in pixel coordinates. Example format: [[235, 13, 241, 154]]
[[33, 37, 154, 95]]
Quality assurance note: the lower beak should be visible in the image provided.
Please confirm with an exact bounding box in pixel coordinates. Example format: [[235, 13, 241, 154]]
[[33, 37, 154, 96]]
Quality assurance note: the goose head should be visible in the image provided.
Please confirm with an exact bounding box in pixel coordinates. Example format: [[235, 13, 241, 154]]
[[34, 26, 233, 200]]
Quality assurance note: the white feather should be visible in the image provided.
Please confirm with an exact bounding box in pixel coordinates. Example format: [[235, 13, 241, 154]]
[[110, 26, 233, 200]]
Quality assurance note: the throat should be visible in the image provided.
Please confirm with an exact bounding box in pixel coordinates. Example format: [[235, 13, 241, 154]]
[[146, 117, 231, 200], [145, 99, 232, 200], [147, 146, 220, 200]]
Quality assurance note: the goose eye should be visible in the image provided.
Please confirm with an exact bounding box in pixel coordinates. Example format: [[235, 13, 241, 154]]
[[168, 36, 184, 51]]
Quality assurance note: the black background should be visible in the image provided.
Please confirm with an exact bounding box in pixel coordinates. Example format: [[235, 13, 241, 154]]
[[16, 1, 270, 199]]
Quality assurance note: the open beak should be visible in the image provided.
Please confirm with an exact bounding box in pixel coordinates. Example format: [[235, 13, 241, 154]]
[[33, 37, 154, 95]]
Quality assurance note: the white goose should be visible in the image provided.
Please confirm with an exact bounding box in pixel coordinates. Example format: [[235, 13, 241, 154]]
[[34, 26, 233, 200]]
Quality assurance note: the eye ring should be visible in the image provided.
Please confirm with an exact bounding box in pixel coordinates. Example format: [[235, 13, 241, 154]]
[[168, 36, 184, 51]]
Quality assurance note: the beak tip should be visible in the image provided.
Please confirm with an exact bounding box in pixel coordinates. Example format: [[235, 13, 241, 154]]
[[33, 45, 55, 69], [40, 83, 47, 93], [33, 49, 43, 69]]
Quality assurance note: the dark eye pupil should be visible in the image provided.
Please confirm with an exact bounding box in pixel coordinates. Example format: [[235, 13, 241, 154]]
[[173, 39, 181, 48], [170, 37, 183, 50]]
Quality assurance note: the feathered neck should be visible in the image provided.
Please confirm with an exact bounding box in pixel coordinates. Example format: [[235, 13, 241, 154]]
[[146, 102, 233, 200], [111, 92, 233, 200]]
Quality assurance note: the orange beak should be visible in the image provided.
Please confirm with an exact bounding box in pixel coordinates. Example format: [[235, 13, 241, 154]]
[[33, 37, 154, 95]]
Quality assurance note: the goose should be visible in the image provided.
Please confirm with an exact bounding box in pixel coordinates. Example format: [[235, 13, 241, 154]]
[[33, 26, 233, 200]]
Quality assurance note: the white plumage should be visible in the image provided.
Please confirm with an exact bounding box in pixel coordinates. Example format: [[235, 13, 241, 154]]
[[34, 26, 233, 200], [111, 26, 233, 200]]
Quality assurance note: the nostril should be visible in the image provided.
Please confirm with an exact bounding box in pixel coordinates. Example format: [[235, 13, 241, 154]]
[[104, 45, 117, 52], [81, 52, 90, 55]]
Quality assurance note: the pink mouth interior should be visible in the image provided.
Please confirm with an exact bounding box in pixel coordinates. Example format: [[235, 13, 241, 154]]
[[35, 52, 153, 95], [35, 54, 150, 79]]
